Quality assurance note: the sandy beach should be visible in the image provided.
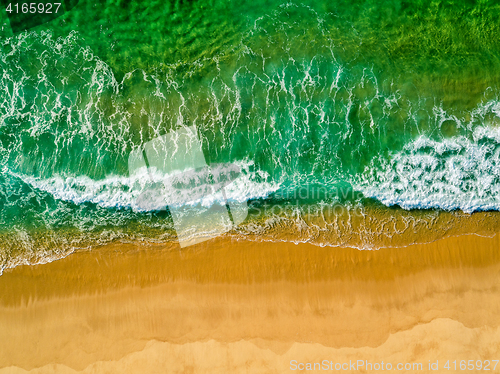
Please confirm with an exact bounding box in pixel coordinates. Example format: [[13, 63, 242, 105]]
[[0, 233, 500, 373]]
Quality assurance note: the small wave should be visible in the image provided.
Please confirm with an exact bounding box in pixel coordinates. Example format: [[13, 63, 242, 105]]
[[355, 126, 500, 213], [11, 160, 280, 211]]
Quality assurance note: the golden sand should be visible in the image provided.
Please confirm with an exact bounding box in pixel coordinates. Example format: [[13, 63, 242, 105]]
[[0, 234, 500, 373]]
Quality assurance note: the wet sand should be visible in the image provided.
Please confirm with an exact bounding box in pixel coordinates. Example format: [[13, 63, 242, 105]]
[[1, 234, 500, 373]]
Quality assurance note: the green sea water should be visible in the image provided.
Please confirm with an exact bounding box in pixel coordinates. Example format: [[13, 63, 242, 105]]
[[1, 0, 500, 272]]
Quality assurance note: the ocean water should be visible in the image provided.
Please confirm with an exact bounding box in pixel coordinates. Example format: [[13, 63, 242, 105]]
[[1, 0, 500, 272]]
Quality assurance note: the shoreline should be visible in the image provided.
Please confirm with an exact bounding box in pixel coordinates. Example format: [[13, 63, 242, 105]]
[[1, 233, 500, 372], [2, 208, 500, 277]]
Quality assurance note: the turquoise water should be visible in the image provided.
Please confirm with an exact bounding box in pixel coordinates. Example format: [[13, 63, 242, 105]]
[[1, 0, 500, 271]]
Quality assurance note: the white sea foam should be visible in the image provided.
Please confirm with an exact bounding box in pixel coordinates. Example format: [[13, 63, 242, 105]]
[[12, 160, 280, 212], [354, 126, 500, 213]]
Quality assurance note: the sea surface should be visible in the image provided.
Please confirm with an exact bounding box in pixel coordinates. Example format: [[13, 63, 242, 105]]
[[1, 0, 500, 273]]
